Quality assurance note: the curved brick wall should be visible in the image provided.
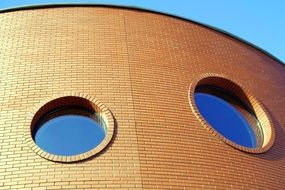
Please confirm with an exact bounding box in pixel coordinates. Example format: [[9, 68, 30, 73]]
[[0, 6, 284, 189]]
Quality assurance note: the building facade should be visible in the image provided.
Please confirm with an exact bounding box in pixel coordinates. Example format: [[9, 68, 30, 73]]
[[0, 6, 284, 189]]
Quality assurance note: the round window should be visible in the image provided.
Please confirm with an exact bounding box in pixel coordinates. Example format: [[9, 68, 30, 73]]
[[194, 85, 259, 148], [27, 94, 114, 162], [188, 74, 275, 153], [33, 106, 107, 156]]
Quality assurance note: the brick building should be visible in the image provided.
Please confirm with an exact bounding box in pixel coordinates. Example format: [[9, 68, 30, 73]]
[[0, 5, 284, 190]]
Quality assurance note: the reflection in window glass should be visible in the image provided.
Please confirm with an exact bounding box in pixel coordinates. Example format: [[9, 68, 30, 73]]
[[194, 86, 259, 148], [34, 107, 106, 156]]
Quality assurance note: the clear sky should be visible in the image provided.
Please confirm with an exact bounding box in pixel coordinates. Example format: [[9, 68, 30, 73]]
[[0, 0, 284, 64]]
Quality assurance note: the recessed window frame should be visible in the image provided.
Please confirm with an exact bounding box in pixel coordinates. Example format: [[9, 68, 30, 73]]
[[25, 92, 114, 162], [188, 73, 275, 153]]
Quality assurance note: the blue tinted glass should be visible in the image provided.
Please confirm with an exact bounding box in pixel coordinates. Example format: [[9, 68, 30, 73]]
[[194, 91, 257, 148], [34, 114, 106, 156]]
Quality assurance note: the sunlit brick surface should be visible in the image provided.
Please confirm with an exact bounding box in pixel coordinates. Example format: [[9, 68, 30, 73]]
[[0, 7, 284, 189]]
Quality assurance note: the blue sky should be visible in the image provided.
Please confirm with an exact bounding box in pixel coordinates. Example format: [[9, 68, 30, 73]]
[[1, 0, 284, 64]]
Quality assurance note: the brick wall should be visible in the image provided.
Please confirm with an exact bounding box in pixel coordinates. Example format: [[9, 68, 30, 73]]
[[0, 6, 284, 189]]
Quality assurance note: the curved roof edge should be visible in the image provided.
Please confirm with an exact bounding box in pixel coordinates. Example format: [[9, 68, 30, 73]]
[[0, 3, 284, 67]]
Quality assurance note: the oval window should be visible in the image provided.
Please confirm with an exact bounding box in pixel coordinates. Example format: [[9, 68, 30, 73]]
[[194, 85, 261, 148]]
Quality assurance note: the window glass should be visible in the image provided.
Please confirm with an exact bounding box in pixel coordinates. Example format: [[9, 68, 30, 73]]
[[34, 107, 106, 156], [194, 86, 259, 148]]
